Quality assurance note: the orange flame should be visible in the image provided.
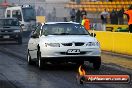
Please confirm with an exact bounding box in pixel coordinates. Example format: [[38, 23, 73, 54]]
[[78, 65, 86, 76]]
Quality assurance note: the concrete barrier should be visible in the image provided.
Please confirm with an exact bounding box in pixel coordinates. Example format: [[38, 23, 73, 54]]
[[95, 31, 132, 55], [106, 24, 128, 32]]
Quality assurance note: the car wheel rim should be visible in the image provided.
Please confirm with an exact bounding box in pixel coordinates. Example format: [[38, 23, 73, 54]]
[[27, 54, 30, 62], [39, 57, 41, 67]]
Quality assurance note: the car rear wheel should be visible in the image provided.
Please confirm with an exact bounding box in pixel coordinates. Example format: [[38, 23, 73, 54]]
[[93, 57, 101, 70], [27, 51, 34, 65]]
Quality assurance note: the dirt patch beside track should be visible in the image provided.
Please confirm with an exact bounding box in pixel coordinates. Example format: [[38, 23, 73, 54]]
[[102, 54, 132, 70]]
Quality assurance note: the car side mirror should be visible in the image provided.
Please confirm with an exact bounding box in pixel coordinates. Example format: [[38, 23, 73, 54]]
[[90, 33, 96, 37], [31, 34, 39, 38]]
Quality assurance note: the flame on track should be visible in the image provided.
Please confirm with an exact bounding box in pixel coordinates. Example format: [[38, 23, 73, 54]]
[[78, 65, 86, 76]]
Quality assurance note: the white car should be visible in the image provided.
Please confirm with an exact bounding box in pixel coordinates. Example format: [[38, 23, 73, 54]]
[[27, 22, 101, 69]]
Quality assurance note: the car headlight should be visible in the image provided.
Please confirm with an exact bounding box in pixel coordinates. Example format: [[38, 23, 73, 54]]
[[86, 42, 100, 46], [14, 30, 20, 32], [45, 43, 60, 47]]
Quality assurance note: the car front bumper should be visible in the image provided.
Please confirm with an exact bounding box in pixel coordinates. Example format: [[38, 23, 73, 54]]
[[40, 47, 101, 60], [0, 32, 21, 39]]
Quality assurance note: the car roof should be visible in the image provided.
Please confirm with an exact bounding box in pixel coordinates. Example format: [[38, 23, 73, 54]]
[[0, 18, 18, 20], [44, 22, 80, 25]]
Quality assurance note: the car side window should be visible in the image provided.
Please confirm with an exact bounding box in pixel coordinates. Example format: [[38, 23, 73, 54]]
[[7, 10, 11, 17], [42, 27, 48, 36], [12, 10, 22, 21]]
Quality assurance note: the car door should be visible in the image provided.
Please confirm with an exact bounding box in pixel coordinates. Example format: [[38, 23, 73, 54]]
[[28, 25, 41, 59]]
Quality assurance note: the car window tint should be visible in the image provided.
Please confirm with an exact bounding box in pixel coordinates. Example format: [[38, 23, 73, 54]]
[[42, 23, 90, 35], [0, 19, 19, 26], [52, 27, 64, 34]]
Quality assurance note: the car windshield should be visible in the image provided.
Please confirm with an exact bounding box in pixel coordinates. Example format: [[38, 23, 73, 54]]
[[42, 23, 90, 36], [0, 19, 19, 26], [22, 8, 36, 22]]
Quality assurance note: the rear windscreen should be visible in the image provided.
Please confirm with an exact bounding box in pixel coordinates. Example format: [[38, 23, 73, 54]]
[[0, 19, 19, 26]]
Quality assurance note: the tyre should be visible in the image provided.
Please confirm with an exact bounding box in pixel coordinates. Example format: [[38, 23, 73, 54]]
[[27, 51, 34, 65], [18, 35, 22, 44], [38, 51, 45, 69], [93, 57, 101, 70]]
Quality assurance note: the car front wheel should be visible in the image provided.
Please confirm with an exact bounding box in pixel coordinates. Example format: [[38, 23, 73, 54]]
[[38, 51, 45, 69], [93, 57, 101, 70], [27, 51, 34, 65]]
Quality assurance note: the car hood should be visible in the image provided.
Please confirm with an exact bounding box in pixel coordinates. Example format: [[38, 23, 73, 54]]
[[40, 35, 98, 43]]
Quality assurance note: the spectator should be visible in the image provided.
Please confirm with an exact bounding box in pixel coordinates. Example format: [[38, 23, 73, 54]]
[[76, 9, 81, 23], [81, 15, 90, 30], [37, 6, 41, 16], [110, 9, 118, 24], [110, 9, 115, 24], [52, 7, 56, 22], [47, 13, 52, 22], [109, 0, 113, 2], [100, 9, 109, 31], [109, 9, 113, 24], [114, 8, 119, 24], [91, 0, 98, 1], [80, 8, 87, 19], [124, 5, 132, 33], [118, 7, 124, 25], [70, 8, 76, 22]]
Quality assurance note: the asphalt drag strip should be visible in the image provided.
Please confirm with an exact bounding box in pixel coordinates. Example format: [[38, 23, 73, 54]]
[[0, 73, 17, 88], [0, 37, 132, 88]]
